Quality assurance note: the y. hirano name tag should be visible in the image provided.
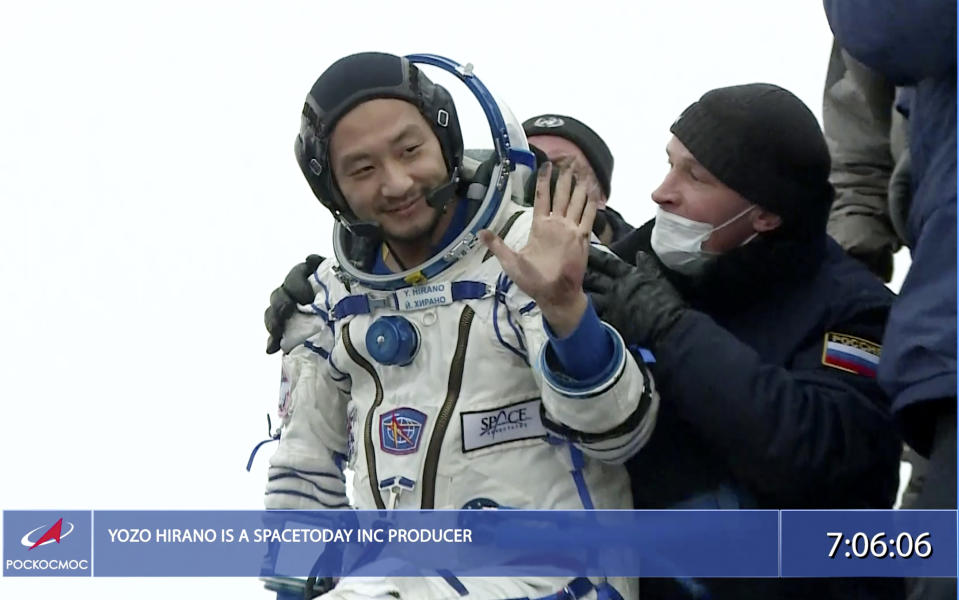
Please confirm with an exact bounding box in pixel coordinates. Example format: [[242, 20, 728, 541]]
[[461, 399, 547, 452], [396, 283, 453, 311]]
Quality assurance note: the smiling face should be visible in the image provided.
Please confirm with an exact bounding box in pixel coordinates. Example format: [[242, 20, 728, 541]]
[[651, 136, 781, 252], [329, 98, 450, 244]]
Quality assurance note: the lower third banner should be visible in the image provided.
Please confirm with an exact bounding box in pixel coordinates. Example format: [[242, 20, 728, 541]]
[[3, 510, 955, 578]]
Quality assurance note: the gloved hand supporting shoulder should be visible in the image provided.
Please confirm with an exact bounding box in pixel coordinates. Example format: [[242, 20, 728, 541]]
[[264, 254, 325, 354]]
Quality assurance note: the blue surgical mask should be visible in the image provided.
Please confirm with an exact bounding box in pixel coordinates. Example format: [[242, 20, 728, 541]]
[[650, 206, 757, 276]]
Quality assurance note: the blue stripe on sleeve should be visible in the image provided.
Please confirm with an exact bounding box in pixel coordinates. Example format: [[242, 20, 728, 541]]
[[543, 296, 613, 381], [264, 490, 350, 509]]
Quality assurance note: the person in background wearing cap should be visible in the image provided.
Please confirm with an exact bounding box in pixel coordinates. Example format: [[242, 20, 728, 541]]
[[584, 83, 903, 600], [523, 114, 634, 245]]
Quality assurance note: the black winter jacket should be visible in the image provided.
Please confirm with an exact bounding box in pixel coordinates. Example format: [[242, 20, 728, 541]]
[[615, 221, 903, 600]]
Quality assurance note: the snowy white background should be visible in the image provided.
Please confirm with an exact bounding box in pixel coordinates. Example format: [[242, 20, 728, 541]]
[[0, 1, 909, 598]]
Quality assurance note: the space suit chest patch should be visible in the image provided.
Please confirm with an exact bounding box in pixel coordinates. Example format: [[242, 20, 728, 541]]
[[460, 399, 547, 452], [379, 407, 428, 455], [395, 283, 453, 311]]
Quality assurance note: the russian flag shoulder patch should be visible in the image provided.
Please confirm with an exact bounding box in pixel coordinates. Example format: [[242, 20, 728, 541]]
[[821, 331, 881, 377]]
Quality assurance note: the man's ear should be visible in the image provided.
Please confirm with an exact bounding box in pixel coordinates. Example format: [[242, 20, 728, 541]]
[[752, 207, 782, 232]]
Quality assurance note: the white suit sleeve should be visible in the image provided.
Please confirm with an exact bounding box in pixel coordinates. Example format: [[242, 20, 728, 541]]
[[266, 268, 351, 509], [501, 285, 659, 465], [490, 212, 659, 464]]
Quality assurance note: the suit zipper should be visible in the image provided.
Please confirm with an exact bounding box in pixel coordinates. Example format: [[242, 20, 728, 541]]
[[420, 306, 475, 509], [342, 322, 386, 510]]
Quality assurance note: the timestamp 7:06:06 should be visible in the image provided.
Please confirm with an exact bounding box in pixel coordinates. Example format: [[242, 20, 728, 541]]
[[827, 532, 932, 559]]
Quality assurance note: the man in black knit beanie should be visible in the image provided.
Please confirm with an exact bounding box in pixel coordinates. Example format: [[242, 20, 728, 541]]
[[585, 83, 903, 600]]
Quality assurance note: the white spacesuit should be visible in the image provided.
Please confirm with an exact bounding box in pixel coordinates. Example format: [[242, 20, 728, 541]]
[[264, 53, 659, 600]]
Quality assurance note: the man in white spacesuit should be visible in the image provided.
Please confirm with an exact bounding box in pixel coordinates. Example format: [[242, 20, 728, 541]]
[[267, 52, 658, 600]]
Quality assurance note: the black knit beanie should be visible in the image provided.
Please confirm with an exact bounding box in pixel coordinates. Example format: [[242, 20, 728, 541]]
[[670, 83, 834, 236], [523, 114, 614, 197]]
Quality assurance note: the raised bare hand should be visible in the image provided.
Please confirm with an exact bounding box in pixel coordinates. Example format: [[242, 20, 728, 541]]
[[479, 163, 598, 336]]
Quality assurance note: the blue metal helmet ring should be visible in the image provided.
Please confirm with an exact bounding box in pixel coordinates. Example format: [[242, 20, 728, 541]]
[[406, 55, 536, 175], [405, 54, 511, 164]]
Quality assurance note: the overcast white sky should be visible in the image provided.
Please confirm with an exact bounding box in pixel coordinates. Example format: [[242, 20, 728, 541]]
[[0, 1, 908, 598]]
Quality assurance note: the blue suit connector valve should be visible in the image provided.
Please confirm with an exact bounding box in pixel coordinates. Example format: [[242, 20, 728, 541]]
[[366, 316, 420, 366]]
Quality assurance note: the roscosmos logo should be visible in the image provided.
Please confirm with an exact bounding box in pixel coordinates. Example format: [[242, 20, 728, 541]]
[[4, 510, 91, 576], [20, 518, 75, 550]]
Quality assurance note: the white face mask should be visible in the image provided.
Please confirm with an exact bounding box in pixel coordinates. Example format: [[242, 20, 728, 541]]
[[650, 206, 757, 276]]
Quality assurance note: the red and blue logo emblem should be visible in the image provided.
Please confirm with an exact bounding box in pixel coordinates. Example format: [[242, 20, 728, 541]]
[[380, 407, 427, 455], [21, 518, 74, 549]]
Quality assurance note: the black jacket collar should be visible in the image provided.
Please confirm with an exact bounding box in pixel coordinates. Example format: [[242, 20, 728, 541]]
[[609, 219, 828, 314]]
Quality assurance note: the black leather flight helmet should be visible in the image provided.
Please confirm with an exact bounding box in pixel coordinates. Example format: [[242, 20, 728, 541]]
[[294, 52, 464, 231]]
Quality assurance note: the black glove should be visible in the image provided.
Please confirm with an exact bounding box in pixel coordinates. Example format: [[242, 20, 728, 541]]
[[591, 210, 613, 244], [264, 254, 325, 354], [520, 145, 551, 206], [583, 247, 687, 349], [521, 148, 581, 210]]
